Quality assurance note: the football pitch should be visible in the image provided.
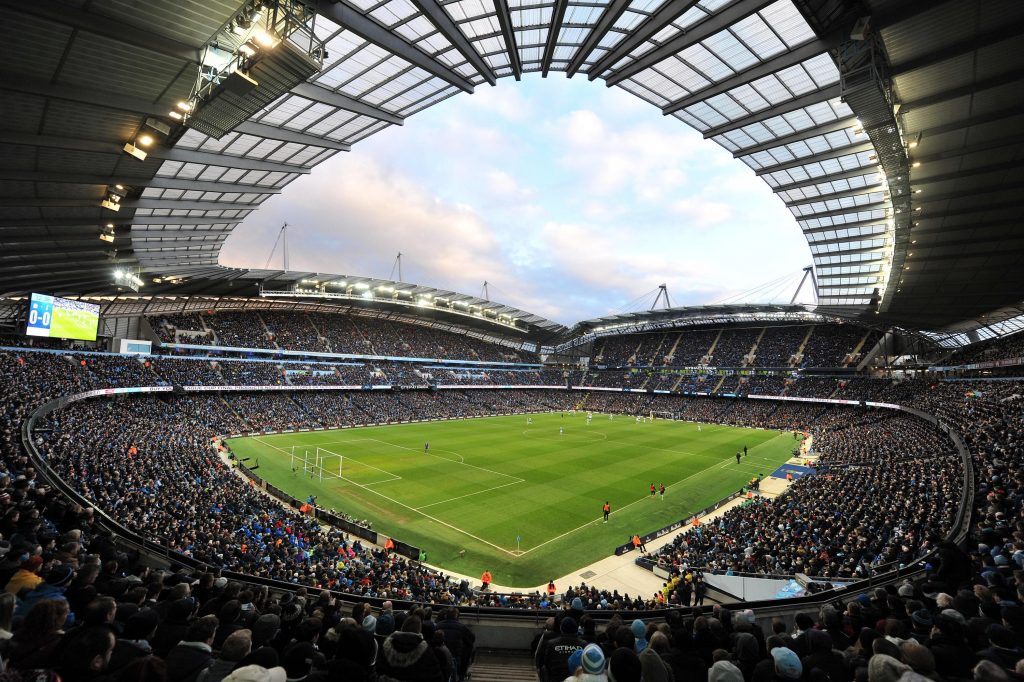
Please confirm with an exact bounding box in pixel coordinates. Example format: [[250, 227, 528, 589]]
[[227, 413, 795, 587]]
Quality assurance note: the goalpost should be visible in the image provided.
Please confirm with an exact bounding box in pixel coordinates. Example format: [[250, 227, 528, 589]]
[[289, 446, 343, 481], [652, 411, 678, 421]]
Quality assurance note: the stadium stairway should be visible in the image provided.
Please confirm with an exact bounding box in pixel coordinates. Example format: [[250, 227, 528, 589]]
[[470, 649, 535, 682]]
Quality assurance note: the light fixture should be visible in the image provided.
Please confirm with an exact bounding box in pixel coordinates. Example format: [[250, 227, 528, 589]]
[[908, 132, 921, 149], [252, 27, 279, 48], [914, 207, 922, 211], [137, 134, 154, 147], [115, 184, 124, 191], [177, 101, 192, 112], [168, 110, 183, 121], [914, 189, 921, 194], [912, 240, 917, 244], [144, 118, 170, 136], [123, 142, 147, 161], [100, 199, 121, 212], [238, 42, 257, 57], [912, 161, 920, 168]]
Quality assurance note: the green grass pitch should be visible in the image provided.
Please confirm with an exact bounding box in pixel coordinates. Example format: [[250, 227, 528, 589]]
[[227, 412, 796, 587]]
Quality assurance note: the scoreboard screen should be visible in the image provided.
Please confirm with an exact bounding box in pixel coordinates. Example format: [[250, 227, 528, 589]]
[[26, 293, 101, 341]]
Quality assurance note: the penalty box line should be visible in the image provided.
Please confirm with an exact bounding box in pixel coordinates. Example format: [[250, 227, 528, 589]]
[[252, 438, 520, 557], [516, 447, 767, 558]]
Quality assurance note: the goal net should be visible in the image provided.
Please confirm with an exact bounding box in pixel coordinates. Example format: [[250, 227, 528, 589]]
[[652, 411, 678, 421], [290, 446, 343, 481]]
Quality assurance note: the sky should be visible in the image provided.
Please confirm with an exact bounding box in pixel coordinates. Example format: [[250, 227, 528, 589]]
[[219, 75, 812, 325]]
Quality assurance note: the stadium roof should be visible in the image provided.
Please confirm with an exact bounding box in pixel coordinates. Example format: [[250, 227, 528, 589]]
[[0, 0, 1020, 337]]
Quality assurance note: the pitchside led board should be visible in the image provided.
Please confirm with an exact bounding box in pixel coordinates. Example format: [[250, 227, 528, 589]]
[[26, 293, 100, 342]]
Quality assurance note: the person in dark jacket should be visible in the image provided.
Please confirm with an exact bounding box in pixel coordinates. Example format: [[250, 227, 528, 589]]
[[537, 617, 586, 682], [435, 607, 474, 681], [165, 614, 218, 682], [928, 614, 976, 680], [801, 629, 851, 682], [377, 615, 444, 682], [107, 608, 159, 674]]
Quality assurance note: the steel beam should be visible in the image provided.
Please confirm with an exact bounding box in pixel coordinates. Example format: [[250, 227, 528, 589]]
[[731, 117, 858, 156], [605, 0, 777, 86], [702, 84, 841, 138], [0, 71, 170, 118], [802, 216, 888, 235], [0, 170, 285, 194], [773, 165, 882, 194], [411, 0, 496, 85], [541, 0, 570, 77], [910, 134, 1024, 165], [493, 0, 523, 80], [911, 160, 1024, 188], [233, 121, 351, 151], [587, 0, 701, 80], [566, 0, 629, 77], [785, 183, 885, 208], [753, 140, 875, 176], [908, 105, 1024, 141], [890, 19, 1024, 77], [291, 83, 404, 125], [0, 132, 313, 174], [0, 217, 243, 228], [0, 197, 260, 210], [899, 70, 1024, 112], [0, 0, 201, 63], [663, 39, 829, 115], [796, 199, 888, 222], [318, 1, 474, 93]]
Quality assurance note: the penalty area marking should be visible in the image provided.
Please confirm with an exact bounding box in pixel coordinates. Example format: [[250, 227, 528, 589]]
[[515, 433, 790, 558], [250, 437, 521, 557]]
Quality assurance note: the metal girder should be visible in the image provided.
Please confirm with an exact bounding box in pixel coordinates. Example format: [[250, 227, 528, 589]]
[[663, 39, 830, 115], [0, 197, 259, 210], [812, 254, 885, 266], [604, 0, 777, 86], [911, 159, 1024, 188], [910, 134, 1024, 165], [411, 0, 496, 85], [899, 70, 1024, 112], [802, 216, 888, 235], [753, 140, 875, 176], [0, 0, 201, 63], [0, 170, 285, 195], [566, 0, 629, 77], [889, 19, 1024, 77], [796, 199, 888, 221], [493, 0, 522, 80], [772, 163, 881, 194], [587, 0, 701, 80], [702, 84, 842, 138], [233, 122, 351, 151], [811, 245, 887, 258], [913, 199, 1024, 221], [541, 0, 570, 77], [0, 132, 313, 174], [730, 117, 858, 157], [913, 183, 1022, 206], [129, 228, 235, 237], [785, 183, 885, 208], [291, 83, 404, 126], [806, 231, 886, 247], [0, 217, 242, 228], [0, 71, 170, 118], [908, 105, 1024, 141], [318, 1, 474, 93]]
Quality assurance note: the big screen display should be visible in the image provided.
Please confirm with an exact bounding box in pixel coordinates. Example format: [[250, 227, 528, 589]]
[[26, 293, 100, 341]]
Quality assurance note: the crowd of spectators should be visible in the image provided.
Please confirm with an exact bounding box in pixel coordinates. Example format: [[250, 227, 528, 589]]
[[710, 328, 763, 367], [945, 330, 1024, 366], [750, 327, 807, 367], [800, 325, 876, 368]]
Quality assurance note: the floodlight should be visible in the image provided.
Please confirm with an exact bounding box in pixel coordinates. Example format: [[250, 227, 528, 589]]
[[252, 27, 280, 48], [100, 199, 121, 211], [177, 101, 192, 112], [362, 290, 373, 299], [137, 134, 154, 147], [169, 111, 183, 121], [911, 161, 920, 168], [123, 142, 147, 161]]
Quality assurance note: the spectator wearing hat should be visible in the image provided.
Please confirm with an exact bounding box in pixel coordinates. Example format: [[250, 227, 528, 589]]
[[4, 555, 43, 595], [709, 659, 744, 682], [571, 643, 608, 682], [909, 609, 933, 645], [537, 616, 585, 682], [223, 664, 287, 682], [867, 654, 910, 682], [376, 614, 444, 682], [630, 620, 648, 653], [801, 628, 848, 682], [16, 563, 75, 627], [767, 646, 801, 682], [927, 612, 975, 679], [978, 624, 1023, 670]]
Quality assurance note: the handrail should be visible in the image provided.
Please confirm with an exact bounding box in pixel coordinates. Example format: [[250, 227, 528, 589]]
[[19, 385, 973, 617]]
